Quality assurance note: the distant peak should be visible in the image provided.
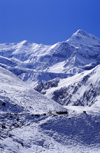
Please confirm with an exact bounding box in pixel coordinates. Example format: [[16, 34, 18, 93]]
[[19, 40, 33, 46], [67, 29, 100, 46], [76, 29, 86, 33], [74, 29, 89, 37]]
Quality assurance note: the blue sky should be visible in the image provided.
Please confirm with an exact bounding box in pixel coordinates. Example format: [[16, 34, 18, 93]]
[[0, 0, 100, 45]]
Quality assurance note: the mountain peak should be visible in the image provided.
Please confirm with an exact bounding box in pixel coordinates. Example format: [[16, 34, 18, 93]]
[[67, 29, 100, 46], [19, 40, 33, 46], [74, 29, 90, 37]]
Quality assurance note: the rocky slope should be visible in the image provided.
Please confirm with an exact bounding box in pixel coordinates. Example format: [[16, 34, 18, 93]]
[[35, 65, 100, 106]]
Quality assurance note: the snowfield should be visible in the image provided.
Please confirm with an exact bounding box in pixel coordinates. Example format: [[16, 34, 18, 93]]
[[0, 30, 100, 152]]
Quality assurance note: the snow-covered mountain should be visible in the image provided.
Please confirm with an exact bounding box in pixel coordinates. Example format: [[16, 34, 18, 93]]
[[0, 66, 68, 152], [35, 65, 100, 107], [0, 29, 100, 85], [1, 29, 100, 152], [0, 66, 65, 114], [1, 66, 100, 153]]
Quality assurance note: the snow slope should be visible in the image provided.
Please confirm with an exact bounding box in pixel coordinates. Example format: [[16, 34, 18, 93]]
[[1, 30, 100, 152], [35, 64, 100, 107], [0, 66, 66, 114], [0, 63, 100, 153], [0, 29, 100, 85]]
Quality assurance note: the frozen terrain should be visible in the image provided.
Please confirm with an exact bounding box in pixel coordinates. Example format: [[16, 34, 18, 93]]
[[0, 66, 100, 153], [35, 65, 100, 107], [0, 30, 100, 152], [0, 29, 100, 85]]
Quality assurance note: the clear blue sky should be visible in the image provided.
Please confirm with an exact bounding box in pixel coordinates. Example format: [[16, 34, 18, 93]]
[[0, 0, 100, 45]]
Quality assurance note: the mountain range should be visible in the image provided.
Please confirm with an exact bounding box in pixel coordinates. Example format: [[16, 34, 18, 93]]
[[0, 29, 100, 152]]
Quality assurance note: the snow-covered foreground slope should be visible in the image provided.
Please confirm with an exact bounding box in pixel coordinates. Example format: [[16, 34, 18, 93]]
[[0, 66, 100, 153], [0, 67, 100, 152], [0, 66, 65, 114], [1, 112, 100, 153]]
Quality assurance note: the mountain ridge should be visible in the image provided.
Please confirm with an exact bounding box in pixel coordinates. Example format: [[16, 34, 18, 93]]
[[1, 30, 100, 152], [0, 29, 100, 85]]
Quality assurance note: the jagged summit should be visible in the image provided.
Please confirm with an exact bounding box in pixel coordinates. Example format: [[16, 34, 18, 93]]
[[71, 29, 97, 39], [74, 29, 90, 37], [0, 29, 100, 84], [67, 29, 100, 46]]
